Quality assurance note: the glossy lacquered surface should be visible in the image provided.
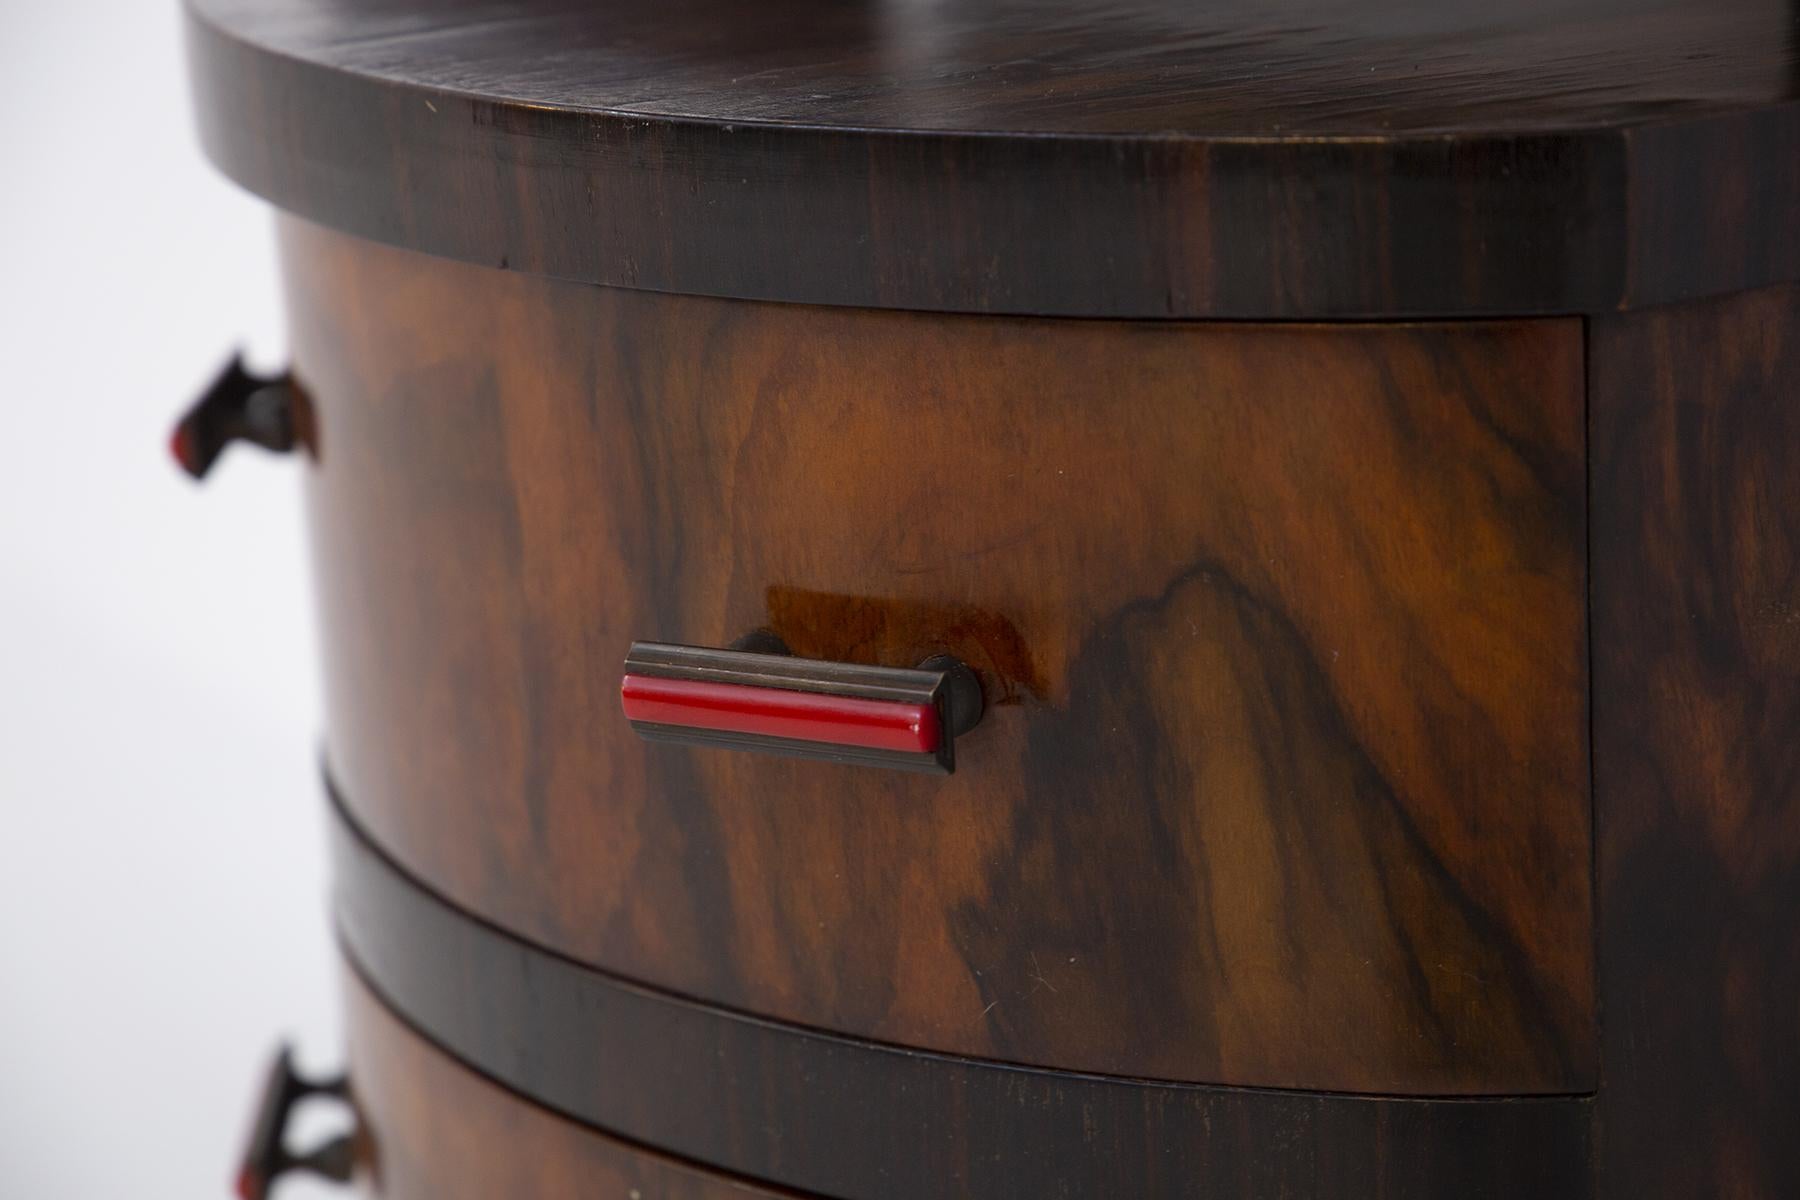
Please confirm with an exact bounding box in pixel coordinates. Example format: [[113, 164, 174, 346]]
[[289, 219, 1594, 1097], [187, 0, 1800, 316], [193, 0, 1795, 136]]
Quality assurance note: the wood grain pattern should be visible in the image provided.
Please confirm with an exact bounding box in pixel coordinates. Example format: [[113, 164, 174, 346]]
[[343, 969, 804, 1200], [287, 218, 1594, 1096], [333, 797, 1596, 1200], [187, 0, 1800, 318], [194, 0, 1794, 136], [1590, 284, 1800, 1197]]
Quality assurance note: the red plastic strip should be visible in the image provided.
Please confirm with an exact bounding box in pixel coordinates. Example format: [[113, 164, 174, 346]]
[[621, 675, 940, 754]]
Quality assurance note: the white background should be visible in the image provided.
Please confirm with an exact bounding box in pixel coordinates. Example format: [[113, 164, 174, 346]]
[[1, 3, 341, 1197]]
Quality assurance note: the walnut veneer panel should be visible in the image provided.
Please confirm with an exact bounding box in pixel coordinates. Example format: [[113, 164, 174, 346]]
[[1590, 283, 1800, 1195], [288, 219, 1593, 1095]]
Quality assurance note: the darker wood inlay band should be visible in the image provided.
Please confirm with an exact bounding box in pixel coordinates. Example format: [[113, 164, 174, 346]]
[[343, 969, 812, 1199], [188, 0, 1800, 318], [327, 782, 1594, 1200]]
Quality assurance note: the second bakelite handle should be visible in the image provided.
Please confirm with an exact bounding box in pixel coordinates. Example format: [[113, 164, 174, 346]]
[[236, 1045, 356, 1200], [170, 354, 300, 480], [621, 635, 983, 774]]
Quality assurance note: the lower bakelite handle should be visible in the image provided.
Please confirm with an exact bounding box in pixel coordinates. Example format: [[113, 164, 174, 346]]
[[622, 635, 984, 773], [236, 1045, 356, 1200]]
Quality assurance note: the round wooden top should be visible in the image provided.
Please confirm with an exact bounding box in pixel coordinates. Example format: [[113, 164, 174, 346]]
[[188, 0, 1800, 317]]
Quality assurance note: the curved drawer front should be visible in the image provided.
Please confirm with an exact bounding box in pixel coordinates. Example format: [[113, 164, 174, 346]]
[[332, 804, 1594, 1200], [289, 217, 1594, 1095]]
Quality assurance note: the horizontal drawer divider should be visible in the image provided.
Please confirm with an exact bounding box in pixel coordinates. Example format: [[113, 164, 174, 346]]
[[327, 773, 1596, 1200]]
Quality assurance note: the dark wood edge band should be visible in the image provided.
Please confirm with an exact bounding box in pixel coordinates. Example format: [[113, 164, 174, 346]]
[[341, 963, 818, 1199], [624, 642, 947, 702], [185, 3, 1800, 319], [327, 780, 1596, 1199]]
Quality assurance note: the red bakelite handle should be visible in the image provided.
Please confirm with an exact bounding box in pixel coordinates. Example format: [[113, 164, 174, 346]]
[[621, 639, 982, 773], [621, 675, 941, 754]]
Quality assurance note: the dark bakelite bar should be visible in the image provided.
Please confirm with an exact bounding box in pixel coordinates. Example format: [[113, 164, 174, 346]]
[[621, 639, 982, 773]]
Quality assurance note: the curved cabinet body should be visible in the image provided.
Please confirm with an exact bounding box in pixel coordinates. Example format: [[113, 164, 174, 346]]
[[183, 0, 1800, 1193], [288, 219, 1594, 1098]]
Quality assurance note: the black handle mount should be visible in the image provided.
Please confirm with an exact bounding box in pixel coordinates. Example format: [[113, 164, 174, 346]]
[[171, 354, 300, 480], [236, 1044, 355, 1200]]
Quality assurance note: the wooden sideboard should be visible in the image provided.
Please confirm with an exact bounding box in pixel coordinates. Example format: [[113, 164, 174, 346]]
[[181, 0, 1800, 1195]]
